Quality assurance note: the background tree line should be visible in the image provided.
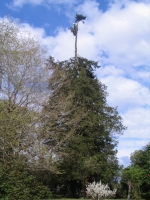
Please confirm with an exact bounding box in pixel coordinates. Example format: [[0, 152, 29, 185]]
[[0, 16, 129, 199], [120, 143, 150, 200]]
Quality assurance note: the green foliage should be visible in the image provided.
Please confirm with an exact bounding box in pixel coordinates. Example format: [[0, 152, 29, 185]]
[[75, 14, 86, 23], [0, 100, 52, 199], [0, 17, 126, 199], [0, 18, 53, 199], [43, 56, 126, 197], [70, 14, 86, 36], [0, 100, 33, 164], [121, 143, 150, 199], [0, 162, 52, 200], [121, 166, 145, 199]]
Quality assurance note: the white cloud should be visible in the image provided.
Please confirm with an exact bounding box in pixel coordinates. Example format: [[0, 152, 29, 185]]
[[97, 65, 125, 77], [32, 0, 150, 80], [117, 147, 134, 158], [13, 0, 150, 72], [99, 70, 150, 110], [20, 23, 46, 37], [116, 106, 150, 163], [11, 0, 79, 8], [117, 137, 149, 158], [12, 0, 43, 7], [80, 1, 150, 68], [122, 107, 150, 138], [118, 138, 149, 150], [47, 0, 78, 4], [137, 71, 150, 81], [4, 0, 150, 166], [119, 156, 130, 167]]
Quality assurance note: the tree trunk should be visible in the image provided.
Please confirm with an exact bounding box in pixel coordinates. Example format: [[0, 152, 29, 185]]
[[81, 178, 88, 197], [127, 180, 131, 200], [74, 23, 78, 68]]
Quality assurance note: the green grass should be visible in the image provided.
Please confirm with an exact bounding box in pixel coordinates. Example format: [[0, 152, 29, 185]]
[[0, 198, 127, 200]]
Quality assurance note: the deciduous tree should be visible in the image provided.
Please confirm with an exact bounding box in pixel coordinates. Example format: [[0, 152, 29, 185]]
[[121, 144, 150, 199], [0, 17, 55, 189]]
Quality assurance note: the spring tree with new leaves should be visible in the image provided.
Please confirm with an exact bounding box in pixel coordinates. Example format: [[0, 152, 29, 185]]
[[0, 18, 52, 199], [0, 17, 53, 169], [121, 144, 150, 200]]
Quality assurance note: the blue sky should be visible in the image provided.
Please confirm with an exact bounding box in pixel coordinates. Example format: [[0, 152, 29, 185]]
[[1, 0, 150, 167]]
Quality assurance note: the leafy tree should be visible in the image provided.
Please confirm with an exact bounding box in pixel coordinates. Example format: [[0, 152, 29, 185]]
[[131, 145, 150, 169], [121, 143, 150, 199], [0, 100, 33, 165], [43, 56, 126, 197], [121, 166, 145, 199], [0, 17, 53, 198], [0, 17, 48, 108], [0, 160, 52, 200], [0, 17, 53, 170], [130, 150, 143, 166]]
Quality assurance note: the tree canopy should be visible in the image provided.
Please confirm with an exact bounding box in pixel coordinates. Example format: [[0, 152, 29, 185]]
[[0, 18, 51, 199], [121, 143, 150, 199], [43, 56, 126, 197], [0, 16, 126, 199]]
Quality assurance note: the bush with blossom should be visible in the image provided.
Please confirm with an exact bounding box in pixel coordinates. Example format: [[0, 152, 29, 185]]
[[86, 180, 117, 200]]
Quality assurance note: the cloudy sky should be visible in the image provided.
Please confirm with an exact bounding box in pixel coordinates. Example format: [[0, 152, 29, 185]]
[[1, 0, 150, 166]]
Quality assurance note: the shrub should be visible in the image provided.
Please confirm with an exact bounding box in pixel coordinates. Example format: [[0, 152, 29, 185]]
[[86, 180, 117, 200], [0, 164, 52, 200]]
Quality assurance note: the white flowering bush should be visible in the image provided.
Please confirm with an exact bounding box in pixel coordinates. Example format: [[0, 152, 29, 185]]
[[86, 180, 117, 200]]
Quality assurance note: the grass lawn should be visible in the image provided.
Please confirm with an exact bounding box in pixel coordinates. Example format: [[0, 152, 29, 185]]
[[0, 198, 127, 200]]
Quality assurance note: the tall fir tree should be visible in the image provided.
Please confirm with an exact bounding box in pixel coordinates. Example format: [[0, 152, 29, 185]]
[[42, 56, 126, 197]]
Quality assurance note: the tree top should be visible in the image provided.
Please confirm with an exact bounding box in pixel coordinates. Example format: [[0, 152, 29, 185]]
[[75, 14, 86, 23]]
